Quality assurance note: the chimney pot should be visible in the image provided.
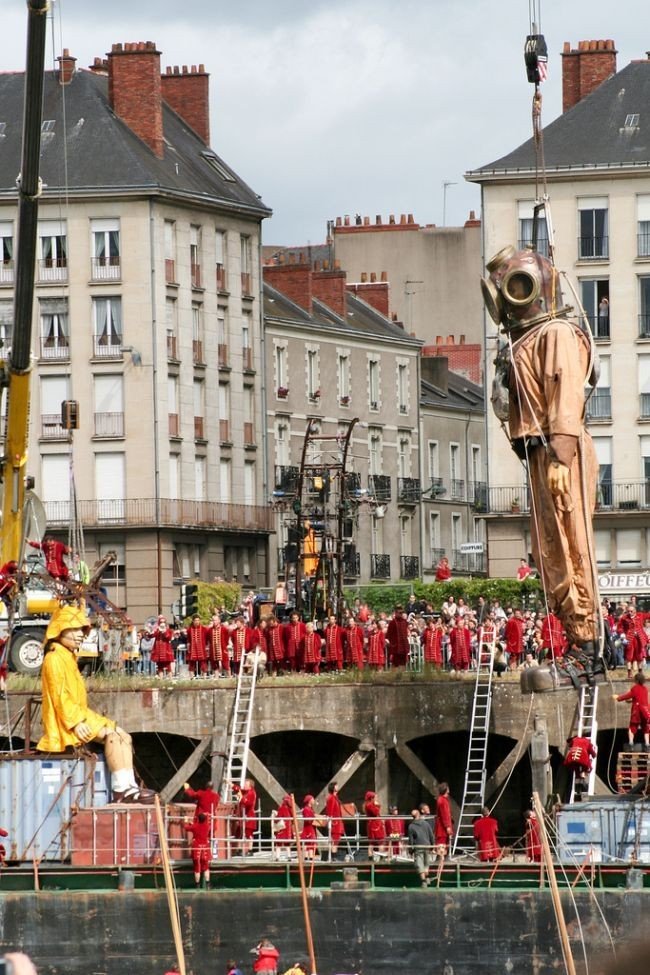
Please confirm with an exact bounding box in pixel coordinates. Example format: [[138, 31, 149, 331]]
[[333, 259, 341, 270], [380, 271, 388, 282], [323, 259, 329, 270], [447, 335, 454, 344], [314, 260, 321, 272], [370, 272, 377, 283], [436, 336, 443, 344], [389, 214, 395, 224], [400, 214, 406, 224], [361, 272, 368, 283], [363, 216, 370, 226], [407, 213, 414, 224], [336, 216, 342, 227], [344, 215, 350, 226], [460, 334, 466, 344], [182, 65, 189, 74], [376, 215, 382, 224], [469, 210, 476, 220], [288, 253, 295, 265]]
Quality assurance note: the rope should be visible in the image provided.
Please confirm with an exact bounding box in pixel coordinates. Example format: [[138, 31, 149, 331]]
[[488, 692, 536, 815]]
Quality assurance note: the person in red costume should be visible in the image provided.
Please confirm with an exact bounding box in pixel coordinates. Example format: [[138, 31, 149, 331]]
[[472, 807, 501, 861], [273, 794, 294, 858], [524, 809, 541, 862], [324, 781, 345, 859], [344, 617, 365, 669], [618, 606, 648, 679], [184, 811, 212, 889], [299, 794, 319, 859], [186, 614, 209, 678], [251, 939, 280, 975], [151, 615, 174, 676], [366, 620, 386, 669], [364, 790, 386, 859], [324, 614, 344, 671], [231, 615, 256, 675], [614, 672, 650, 750], [183, 779, 220, 821], [387, 606, 410, 668], [539, 612, 566, 661], [265, 616, 285, 676], [282, 611, 305, 672], [422, 616, 443, 668], [504, 609, 525, 670], [449, 617, 471, 672], [302, 621, 322, 675], [208, 614, 230, 675], [28, 535, 70, 580], [434, 782, 454, 855], [233, 778, 257, 854], [435, 555, 451, 581], [0, 560, 18, 603], [385, 804, 406, 858], [563, 735, 597, 799]]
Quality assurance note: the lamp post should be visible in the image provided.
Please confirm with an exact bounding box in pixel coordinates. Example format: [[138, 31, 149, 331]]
[[442, 180, 457, 227]]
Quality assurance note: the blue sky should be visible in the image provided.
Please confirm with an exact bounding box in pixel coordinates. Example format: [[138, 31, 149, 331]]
[[2, 0, 648, 243]]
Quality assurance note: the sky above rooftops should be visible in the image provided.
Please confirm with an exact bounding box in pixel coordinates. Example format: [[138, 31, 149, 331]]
[[1, 0, 648, 244]]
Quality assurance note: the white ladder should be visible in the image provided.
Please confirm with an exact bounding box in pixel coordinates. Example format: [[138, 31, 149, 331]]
[[568, 685, 599, 803], [451, 624, 497, 857], [220, 649, 260, 800]]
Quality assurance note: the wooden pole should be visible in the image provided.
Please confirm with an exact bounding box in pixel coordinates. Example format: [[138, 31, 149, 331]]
[[154, 796, 186, 975], [290, 795, 318, 975], [532, 792, 577, 975]]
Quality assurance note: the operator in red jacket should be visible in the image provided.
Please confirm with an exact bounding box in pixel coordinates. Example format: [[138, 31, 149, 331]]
[[251, 939, 280, 975], [184, 812, 212, 889], [387, 606, 410, 668], [504, 609, 525, 670], [614, 672, 650, 749], [472, 807, 501, 862], [183, 780, 220, 821], [434, 782, 454, 854], [564, 735, 597, 798], [28, 535, 70, 580]]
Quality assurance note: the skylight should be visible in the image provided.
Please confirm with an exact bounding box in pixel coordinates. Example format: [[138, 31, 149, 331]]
[[201, 151, 236, 182], [624, 113, 640, 127]]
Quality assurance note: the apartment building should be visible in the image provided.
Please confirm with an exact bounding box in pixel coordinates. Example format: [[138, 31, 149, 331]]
[[467, 39, 650, 585], [0, 43, 272, 621]]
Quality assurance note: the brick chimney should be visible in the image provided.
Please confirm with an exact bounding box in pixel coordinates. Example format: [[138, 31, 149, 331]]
[[346, 271, 390, 318], [561, 39, 617, 112], [312, 262, 347, 318], [107, 42, 164, 158], [263, 260, 313, 313], [161, 64, 210, 145], [56, 48, 76, 86]]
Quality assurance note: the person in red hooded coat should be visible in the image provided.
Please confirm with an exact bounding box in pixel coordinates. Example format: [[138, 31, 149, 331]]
[[472, 807, 501, 862], [364, 790, 386, 858]]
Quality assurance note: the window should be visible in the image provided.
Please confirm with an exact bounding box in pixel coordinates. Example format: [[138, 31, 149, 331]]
[[593, 436, 613, 506], [219, 458, 231, 502], [202, 152, 236, 182], [579, 279, 609, 339], [166, 297, 178, 358], [398, 435, 410, 478], [275, 343, 287, 393], [397, 363, 408, 414], [0, 300, 11, 348], [91, 218, 120, 279], [369, 429, 382, 476], [219, 382, 230, 442], [638, 196, 650, 257], [240, 235, 253, 295], [95, 452, 125, 520], [194, 456, 206, 501], [192, 302, 204, 364], [471, 445, 481, 486], [639, 355, 650, 418], [93, 297, 122, 357], [190, 225, 202, 288], [99, 540, 126, 588], [164, 220, 176, 283], [371, 514, 383, 555], [451, 513, 462, 554], [40, 375, 69, 439], [517, 200, 549, 256], [578, 197, 608, 260], [276, 420, 290, 466], [429, 511, 441, 565], [174, 543, 202, 580], [594, 529, 611, 567], [216, 307, 229, 368], [40, 297, 69, 359], [400, 514, 411, 558], [244, 460, 256, 506], [242, 310, 253, 370], [639, 277, 650, 338], [307, 349, 319, 400], [38, 220, 67, 281], [338, 353, 350, 403], [450, 443, 463, 499], [0, 222, 13, 283], [428, 441, 439, 480], [94, 374, 124, 437], [216, 229, 227, 290], [244, 386, 255, 445], [169, 453, 180, 499], [625, 114, 640, 128], [616, 529, 641, 567], [168, 374, 180, 437], [193, 379, 205, 440], [587, 356, 611, 421], [41, 455, 70, 520], [369, 359, 380, 408]]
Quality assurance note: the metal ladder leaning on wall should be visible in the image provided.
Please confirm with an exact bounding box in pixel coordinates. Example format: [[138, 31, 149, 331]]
[[220, 649, 260, 800], [568, 685, 599, 804], [451, 624, 497, 857]]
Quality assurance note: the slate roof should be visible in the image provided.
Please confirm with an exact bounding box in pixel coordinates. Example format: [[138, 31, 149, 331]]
[[0, 69, 270, 216], [264, 282, 422, 348], [467, 59, 650, 180], [421, 374, 484, 413]]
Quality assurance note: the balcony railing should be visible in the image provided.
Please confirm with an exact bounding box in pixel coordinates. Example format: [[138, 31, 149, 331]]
[[219, 419, 230, 443], [585, 313, 610, 341], [370, 553, 391, 579], [427, 548, 446, 571], [469, 481, 488, 509], [218, 343, 229, 368], [191, 263, 202, 289], [342, 549, 361, 577], [168, 413, 180, 437], [243, 422, 254, 445], [486, 486, 530, 513], [39, 337, 69, 360], [586, 388, 612, 421], [91, 256, 121, 281], [517, 236, 549, 258], [0, 261, 14, 285], [400, 555, 420, 580], [369, 474, 391, 502], [94, 412, 125, 438], [397, 477, 421, 503], [641, 393, 650, 419], [425, 476, 446, 499], [165, 259, 176, 284], [241, 271, 252, 296], [216, 264, 227, 291], [43, 497, 275, 532], [166, 331, 178, 359], [37, 258, 67, 283], [452, 549, 486, 574], [639, 315, 650, 339], [274, 465, 299, 493], [192, 339, 204, 364], [194, 416, 205, 440], [450, 479, 465, 501], [93, 335, 123, 358], [488, 480, 650, 513], [578, 236, 609, 260], [638, 234, 650, 258], [243, 346, 254, 371], [40, 414, 69, 440]]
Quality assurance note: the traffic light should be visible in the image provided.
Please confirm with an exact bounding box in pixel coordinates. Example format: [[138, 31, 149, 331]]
[[180, 583, 200, 618]]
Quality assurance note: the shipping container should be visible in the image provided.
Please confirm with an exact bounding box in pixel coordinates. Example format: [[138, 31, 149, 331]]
[[0, 754, 109, 861], [556, 798, 650, 864]]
